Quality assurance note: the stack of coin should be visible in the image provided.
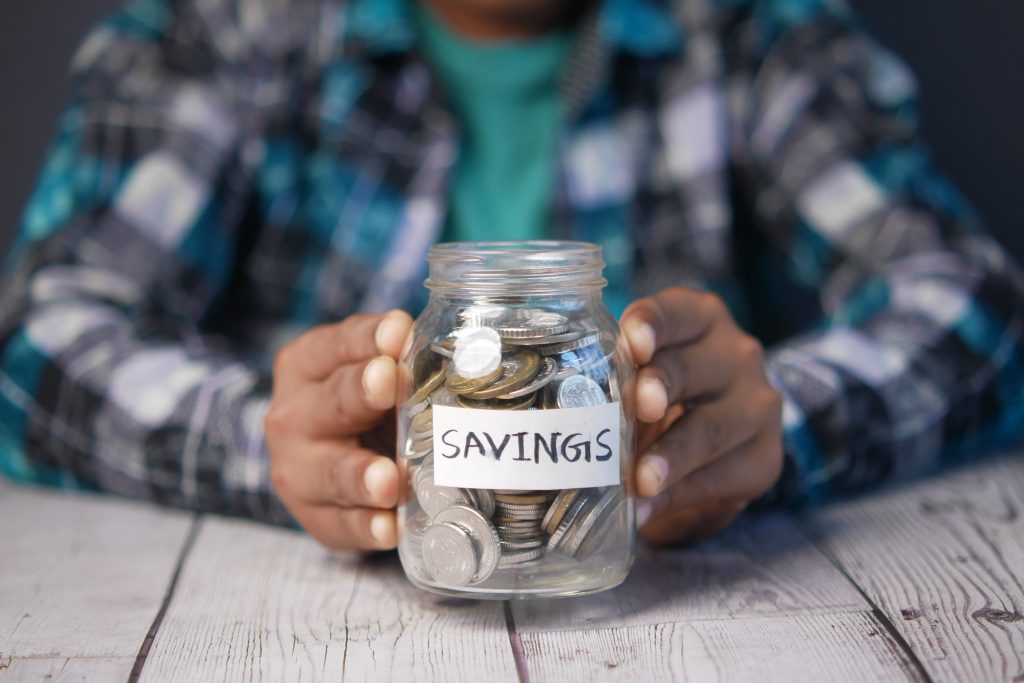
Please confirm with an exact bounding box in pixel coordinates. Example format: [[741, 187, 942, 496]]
[[401, 307, 627, 588]]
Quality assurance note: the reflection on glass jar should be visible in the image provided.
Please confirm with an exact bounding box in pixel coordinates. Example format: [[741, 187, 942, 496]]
[[396, 241, 636, 599]]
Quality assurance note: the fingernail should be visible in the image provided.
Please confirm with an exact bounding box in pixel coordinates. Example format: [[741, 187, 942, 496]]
[[638, 454, 670, 495], [375, 310, 409, 356], [370, 511, 394, 546], [362, 356, 393, 404], [624, 321, 656, 363], [636, 500, 654, 528], [638, 375, 668, 422], [364, 459, 393, 503]]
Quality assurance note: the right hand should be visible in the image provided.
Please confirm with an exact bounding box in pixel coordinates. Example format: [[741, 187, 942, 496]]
[[264, 310, 413, 551]]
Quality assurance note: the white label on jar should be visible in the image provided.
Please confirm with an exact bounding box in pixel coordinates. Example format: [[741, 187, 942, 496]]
[[431, 403, 622, 490]]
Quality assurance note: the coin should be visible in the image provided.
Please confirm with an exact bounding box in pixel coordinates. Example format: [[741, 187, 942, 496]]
[[461, 351, 541, 399], [463, 308, 569, 340], [410, 407, 433, 433], [493, 309, 569, 339], [542, 489, 581, 534], [534, 331, 601, 355], [423, 522, 478, 586], [495, 492, 555, 505], [505, 328, 587, 347], [413, 466, 474, 518], [410, 365, 446, 404], [573, 492, 627, 560], [470, 489, 496, 518], [494, 502, 549, 517], [446, 361, 504, 395], [545, 491, 594, 552], [433, 505, 502, 583], [457, 392, 536, 410], [497, 356, 556, 399], [562, 488, 625, 559], [499, 546, 544, 566], [452, 327, 503, 379], [557, 374, 608, 408], [430, 337, 456, 358], [500, 538, 544, 550]]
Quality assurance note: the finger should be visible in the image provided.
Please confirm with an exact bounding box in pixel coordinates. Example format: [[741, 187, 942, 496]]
[[301, 505, 397, 551], [639, 500, 746, 545], [635, 328, 754, 422], [267, 356, 398, 437], [621, 288, 728, 364], [635, 387, 777, 497], [271, 443, 399, 509], [637, 431, 783, 520], [275, 311, 411, 394]]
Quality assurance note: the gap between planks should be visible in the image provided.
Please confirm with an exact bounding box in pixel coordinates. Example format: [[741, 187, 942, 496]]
[[128, 514, 204, 683], [792, 520, 935, 683], [503, 602, 530, 683]]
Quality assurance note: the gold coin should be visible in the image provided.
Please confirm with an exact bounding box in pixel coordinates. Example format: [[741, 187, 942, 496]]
[[457, 391, 536, 410], [461, 351, 541, 400], [495, 492, 557, 505], [410, 364, 446, 404], [410, 407, 433, 433], [445, 362, 504, 395]]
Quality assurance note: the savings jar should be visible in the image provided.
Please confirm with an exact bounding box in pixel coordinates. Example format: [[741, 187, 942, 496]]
[[396, 241, 636, 599]]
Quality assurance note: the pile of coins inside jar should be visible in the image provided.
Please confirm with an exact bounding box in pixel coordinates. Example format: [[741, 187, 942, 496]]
[[399, 307, 628, 589]]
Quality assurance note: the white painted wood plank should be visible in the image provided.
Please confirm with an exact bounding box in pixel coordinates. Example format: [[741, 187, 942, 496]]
[[520, 611, 921, 682], [0, 656, 135, 682], [0, 480, 192, 679], [143, 516, 519, 682], [803, 453, 1024, 683], [513, 512, 867, 632]]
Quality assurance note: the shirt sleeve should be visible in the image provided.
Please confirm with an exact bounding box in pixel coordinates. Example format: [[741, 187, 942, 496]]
[[725, 1, 1024, 505], [0, 0, 304, 524]]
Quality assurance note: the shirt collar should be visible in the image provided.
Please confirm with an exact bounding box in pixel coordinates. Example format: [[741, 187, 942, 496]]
[[340, 0, 684, 58]]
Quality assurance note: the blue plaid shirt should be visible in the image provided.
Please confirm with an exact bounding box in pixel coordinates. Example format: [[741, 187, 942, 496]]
[[1, 0, 1022, 523]]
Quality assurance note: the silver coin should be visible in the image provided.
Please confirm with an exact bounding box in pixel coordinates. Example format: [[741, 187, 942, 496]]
[[413, 467, 474, 518], [497, 357, 557, 399], [546, 491, 596, 552], [471, 489, 496, 518], [487, 309, 569, 339], [506, 328, 587, 347], [557, 374, 608, 408], [499, 546, 544, 566], [534, 331, 602, 355], [561, 488, 625, 558], [541, 489, 582, 534], [500, 538, 544, 550], [433, 505, 502, 584], [423, 522, 478, 586], [452, 327, 503, 379]]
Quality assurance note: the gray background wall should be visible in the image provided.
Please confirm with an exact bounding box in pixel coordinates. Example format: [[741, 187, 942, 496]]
[[1, 0, 1022, 261]]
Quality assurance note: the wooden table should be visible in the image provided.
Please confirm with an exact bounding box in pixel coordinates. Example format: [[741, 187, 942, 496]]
[[2, 453, 1023, 682]]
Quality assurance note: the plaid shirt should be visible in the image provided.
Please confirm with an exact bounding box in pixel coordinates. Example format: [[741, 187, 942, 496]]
[[1, 0, 1022, 523]]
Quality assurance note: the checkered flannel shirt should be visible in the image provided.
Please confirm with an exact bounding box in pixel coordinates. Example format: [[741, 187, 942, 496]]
[[2, 0, 1022, 524]]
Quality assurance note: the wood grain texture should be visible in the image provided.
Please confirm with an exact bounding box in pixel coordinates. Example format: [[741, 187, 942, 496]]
[[512, 512, 867, 633], [802, 454, 1024, 683], [519, 611, 923, 682], [142, 516, 520, 683], [0, 656, 135, 681], [0, 480, 192, 682]]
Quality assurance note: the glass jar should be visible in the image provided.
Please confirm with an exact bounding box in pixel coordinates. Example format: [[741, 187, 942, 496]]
[[395, 241, 636, 599]]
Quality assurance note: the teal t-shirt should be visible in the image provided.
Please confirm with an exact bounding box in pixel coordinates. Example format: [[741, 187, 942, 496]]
[[410, 3, 571, 243]]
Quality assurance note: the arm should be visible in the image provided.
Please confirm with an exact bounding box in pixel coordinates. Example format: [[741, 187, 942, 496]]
[[2, 0, 447, 550], [622, 0, 1024, 543], [0, 0, 328, 526], [728, 0, 1024, 504]]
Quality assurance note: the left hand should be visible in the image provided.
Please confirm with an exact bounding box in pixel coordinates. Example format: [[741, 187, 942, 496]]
[[620, 288, 784, 544]]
